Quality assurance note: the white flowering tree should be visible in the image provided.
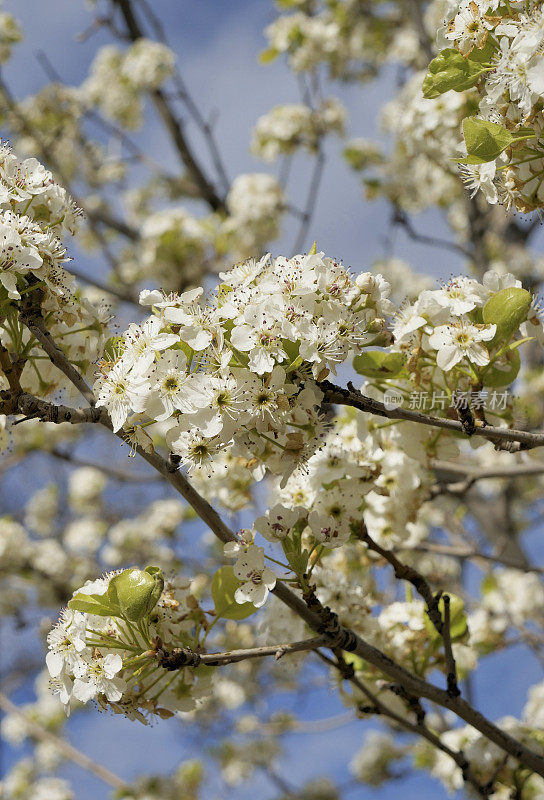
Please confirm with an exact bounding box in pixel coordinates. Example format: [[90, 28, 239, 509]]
[[3, 1, 544, 798]]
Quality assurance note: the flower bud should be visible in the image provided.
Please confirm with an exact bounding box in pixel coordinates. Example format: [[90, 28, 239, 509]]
[[482, 287, 532, 347], [107, 566, 164, 621]]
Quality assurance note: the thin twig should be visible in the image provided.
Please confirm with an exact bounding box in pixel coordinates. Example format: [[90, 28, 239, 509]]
[[18, 290, 96, 406], [293, 148, 325, 253], [393, 207, 472, 259], [50, 448, 159, 483], [442, 595, 460, 697], [201, 636, 326, 665], [394, 542, 544, 574], [6, 345, 544, 778], [69, 267, 139, 306], [430, 460, 544, 496], [113, 0, 226, 212], [156, 637, 327, 669]]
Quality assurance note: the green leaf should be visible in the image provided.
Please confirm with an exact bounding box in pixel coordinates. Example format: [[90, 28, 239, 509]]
[[217, 283, 233, 306], [259, 47, 279, 64], [343, 143, 382, 171], [461, 117, 535, 164], [424, 594, 468, 642], [283, 548, 309, 576], [107, 566, 164, 622], [481, 573, 497, 596], [482, 348, 520, 387], [482, 287, 532, 346], [422, 49, 486, 99], [342, 652, 365, 672], [68, 592, 119, 618], [211, 566, 256, 620], [308, 241, 317, 255], [466, 36, 497, 64], [103, 336, 124, 361], [353, 350, 406, 379]]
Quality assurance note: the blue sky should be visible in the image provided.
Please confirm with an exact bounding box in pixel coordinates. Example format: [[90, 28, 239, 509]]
[[3, 0, 469, 279], [2, 2, 544, 799]]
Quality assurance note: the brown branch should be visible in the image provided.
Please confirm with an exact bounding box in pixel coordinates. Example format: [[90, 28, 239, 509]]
[[18, 287, 96, 406], [394, 542, 544, 574], [9, 394, 105, 425], [134, 0, 231, 195], [357, 526, 460, 697], [316, 651, 492, 797], [155, 636, 326, 669], [0, 343, 23, 393], [319, 380, 544, 451], [7, 330, 544, 779], [299, 589, 544, 777], [355, 522, 444, 634], [8, 387, 544, 776], [50, 448, 160, 483], [68, 267, 140, 306], [430, 460, 544, 497], [393, 207, 472, 259], [113, 0, 226, 212], [442, 595, 460, 698], [292, 147, 325, 253], [0, 692, 128, 791], [199, 636, 327, 666]]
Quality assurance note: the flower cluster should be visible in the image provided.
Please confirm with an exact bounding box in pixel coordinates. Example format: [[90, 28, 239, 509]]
[[251, 100, 346, 162], [137, 207, 210, 292], [95, 252, 393, 482], [79, 40, 176, 129], [346, 71, 466, 212], [0, 143, 111, 403], [422, 716, 544, 795], [427, 0, 544, 211], [384, 270, 538, 405], [223, 173, 284, 258], [45, 568, 212, 722], [0, 10, 21, 63], [0, 143, 80, 301], [262, 3, 424, 78]]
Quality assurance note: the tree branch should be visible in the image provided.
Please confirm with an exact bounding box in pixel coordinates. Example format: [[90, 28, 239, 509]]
[[430, 460, 544, 496], [319, 380, 544, 451], [50, 448, 160, 483], [292, 148, 325, 253], [155, 636, 327, 669], [393, 207, 472, 259], [113, 0, 226, 212], [7, 394, 106, 425], [7, 320, 544, 779], [442, 594, 460, 698], [394, 542, 544, 574], [316, 651, 492, 797], [355, 522, 444, 634], [18, 297, 96, 406], [68, 266, 140, 306], [134, 0, 231, 195]]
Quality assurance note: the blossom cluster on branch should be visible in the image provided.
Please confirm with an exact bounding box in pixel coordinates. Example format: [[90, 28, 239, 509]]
[[4, 0, 544, 798], [94, 251, 392, 481], [424, 0, 544, 211]]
